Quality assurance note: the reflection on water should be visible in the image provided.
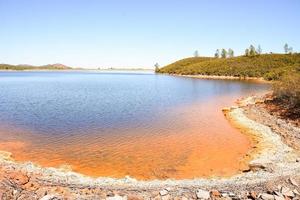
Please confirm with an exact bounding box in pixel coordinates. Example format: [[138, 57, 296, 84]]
[[0, 71, 269, 180]]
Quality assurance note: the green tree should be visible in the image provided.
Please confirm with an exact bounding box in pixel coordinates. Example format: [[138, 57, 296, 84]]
[[221, 49, 227, 58], [245, 49, 250, 56], [284, 43, 289, 54], [194, 50, 199, 57], [249, 45, 256, 56], [154, 63, 160, 72], [228, 48, 234, 58], [257, 45, 262, 55], [214, 49, 220, 58]]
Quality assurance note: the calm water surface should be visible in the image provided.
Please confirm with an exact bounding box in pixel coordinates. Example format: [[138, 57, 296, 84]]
[[0, 71, 269, 180]]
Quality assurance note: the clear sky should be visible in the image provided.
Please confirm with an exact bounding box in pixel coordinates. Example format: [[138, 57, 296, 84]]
[[0, 0, 299, 69]]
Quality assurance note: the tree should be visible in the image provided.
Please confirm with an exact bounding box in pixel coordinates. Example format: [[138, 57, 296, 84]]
[[194, 50, 199, 57], [284, 43, 289, 54], [154, 63, 160, 72], [221, 49, 227, 58], [245, 49, 250, 56], [249, 45, 256, 56], [257, 45, 262, 55], [214, 49, 220, 58], [228, 48, 234, 58]]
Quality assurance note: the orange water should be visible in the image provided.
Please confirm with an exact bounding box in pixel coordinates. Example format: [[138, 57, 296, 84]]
[[0, 95, 255, 180]]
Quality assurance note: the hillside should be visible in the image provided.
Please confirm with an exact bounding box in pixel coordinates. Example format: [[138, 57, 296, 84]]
[[157, 54, 300, 80], [0, 63, 72, 70]]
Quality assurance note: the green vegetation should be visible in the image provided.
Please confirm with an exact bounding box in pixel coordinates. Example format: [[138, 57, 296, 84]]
[[273, 72, 300, 118], [0, 63, 72, 70], [156, 53, 300, 81]]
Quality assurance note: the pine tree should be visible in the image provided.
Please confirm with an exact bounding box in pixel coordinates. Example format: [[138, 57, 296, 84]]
[[221, 49, 227, 58], [257, 45, 262, 55], [228, 48, 234, 58], [214, 49, 220, 58], [249, 45, 256, 56]]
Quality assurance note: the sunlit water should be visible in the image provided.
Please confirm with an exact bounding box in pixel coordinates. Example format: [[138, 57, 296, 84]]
[[0, 71, 269, 180]]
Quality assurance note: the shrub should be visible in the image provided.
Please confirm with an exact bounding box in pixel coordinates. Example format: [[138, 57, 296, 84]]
[[273, 72, 300, 109]]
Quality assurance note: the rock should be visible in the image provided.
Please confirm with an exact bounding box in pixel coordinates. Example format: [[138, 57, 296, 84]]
[[210, 189, 221, 198], [255, 99, 265, 104], [7, 172, 29, 185], [289, 178, 299, 187], [228, 192, 235, 197], [296, 158, 300, 162], [248, 162, 274, 172], [281, 188, 294, 198], [221, 193, 229, 197], [127, 194, 144, 200], [293, 189, 300, 196], [249, 191, 257, 199], [273, 191, 283, 197], [274, 195, 285, 200], [222, 107, 231, 112], [159, 189, 168, 196], [260, 193, 274, 200], [40, 195, 61, 200], [161, 194, 170, 200], [106, 195, 127, 200], [196, 189, 210, 199]]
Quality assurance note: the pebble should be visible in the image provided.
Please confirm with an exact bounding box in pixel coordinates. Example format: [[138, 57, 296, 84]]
[[293, 189, 300, 196], [196, 189, 210, 199], [274, 195, 285, 200], [40, 195, 61, 200], [210, 189, 221, 198], [160, 189, 169, 196], [249, 191, 257, 199], [289, 177, 299, 187], [106, 195, 127, 200], [260, 193, 274, 200]]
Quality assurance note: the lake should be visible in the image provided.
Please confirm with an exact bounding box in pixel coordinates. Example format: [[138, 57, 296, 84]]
[[0, 71, 269, 180]]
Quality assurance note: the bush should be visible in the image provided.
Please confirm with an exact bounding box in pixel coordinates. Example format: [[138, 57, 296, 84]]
[[273, 72, 300, 109]]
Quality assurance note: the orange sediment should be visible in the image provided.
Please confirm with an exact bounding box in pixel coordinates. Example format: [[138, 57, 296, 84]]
[[0, 97, 255, 180]]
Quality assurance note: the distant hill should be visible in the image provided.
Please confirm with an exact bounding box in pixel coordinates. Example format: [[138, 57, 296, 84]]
[[0, 63, 72, 70], [156, 53, 300, 80]]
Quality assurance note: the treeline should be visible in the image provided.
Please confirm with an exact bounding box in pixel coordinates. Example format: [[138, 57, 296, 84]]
[[0, 63, 72, 70]]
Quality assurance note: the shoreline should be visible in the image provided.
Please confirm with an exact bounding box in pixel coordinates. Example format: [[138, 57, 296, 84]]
[[168, 74, 272, 84], [0, 95, 299, 199]]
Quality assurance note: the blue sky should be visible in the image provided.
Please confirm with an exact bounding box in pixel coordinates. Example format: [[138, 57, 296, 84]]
[[0, 0, 299, 69]]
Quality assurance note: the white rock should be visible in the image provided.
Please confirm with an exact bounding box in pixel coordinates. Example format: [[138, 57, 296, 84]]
[[293, 189, 300, 196], [160, 189, 169, 196], [106, 195, 127, 200], [40, 195, 60, 200], [274, 195, 285, 200], [228, 192, 235, 197], [196, 189, 210, 199], [280, 186, 295, 197], [289, 177, 299, 187], [260, 193, 274, 200]]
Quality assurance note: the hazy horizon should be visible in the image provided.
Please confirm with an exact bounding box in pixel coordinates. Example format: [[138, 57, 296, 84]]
[[1, 0, 300, 69]]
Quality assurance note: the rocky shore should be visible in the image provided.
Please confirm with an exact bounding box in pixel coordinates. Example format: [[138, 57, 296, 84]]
[[0, 95, 300, 200]]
